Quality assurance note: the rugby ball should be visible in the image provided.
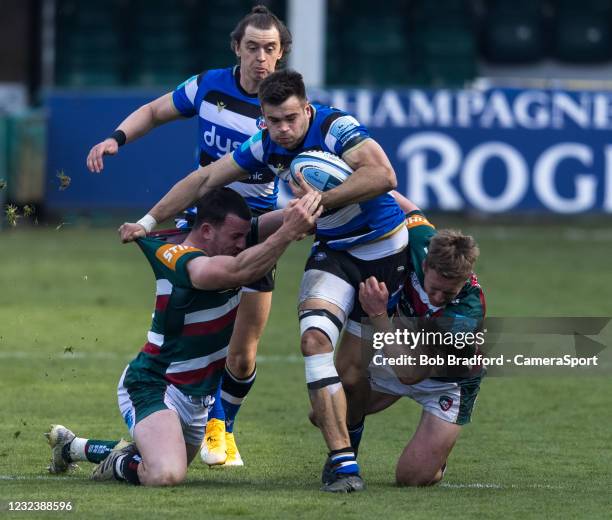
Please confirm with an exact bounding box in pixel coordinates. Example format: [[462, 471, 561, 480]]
[[289, 150, 352, 192]]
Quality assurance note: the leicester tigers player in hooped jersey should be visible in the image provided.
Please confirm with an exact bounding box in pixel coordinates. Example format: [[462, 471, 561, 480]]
[[86, 6, 292, 467], [44, 188, 321, 487], [355, 193, 485, 488]]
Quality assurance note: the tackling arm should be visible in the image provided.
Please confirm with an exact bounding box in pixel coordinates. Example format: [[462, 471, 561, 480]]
[[119, 155, 249, 242], [256, 198, 314, 241], [187, 193, 322, 289], [390, 190, 421, 214], [359, 276, 430, 385]]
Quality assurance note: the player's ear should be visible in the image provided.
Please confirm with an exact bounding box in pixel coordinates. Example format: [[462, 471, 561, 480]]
[[232, 39, 241, 58], [200, 222, 214, 240]]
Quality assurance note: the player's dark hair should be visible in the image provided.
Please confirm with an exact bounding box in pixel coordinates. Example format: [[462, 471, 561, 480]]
[[425, 230, 480, 281], [231, 5, 292, 62], [258, 69, 306, 106], [193, 188, 252, 227]]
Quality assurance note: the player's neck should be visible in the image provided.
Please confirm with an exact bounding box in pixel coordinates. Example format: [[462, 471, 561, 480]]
[[239, 76, 259, 95], [236, 66, 259, 96], [182, 235, 206, 253]]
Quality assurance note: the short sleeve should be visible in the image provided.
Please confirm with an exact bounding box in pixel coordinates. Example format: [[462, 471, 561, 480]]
[[406, 210, 436, 268], [322, 111, 370, 156], [232, 130, 267, 172], [171, 74, 201, 117]]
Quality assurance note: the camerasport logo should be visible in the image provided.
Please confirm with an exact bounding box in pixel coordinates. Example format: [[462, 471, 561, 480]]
[[439, 395, 453, 412]]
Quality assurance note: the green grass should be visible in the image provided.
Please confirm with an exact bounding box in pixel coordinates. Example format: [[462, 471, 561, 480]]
[[0, 223, 611, 519]]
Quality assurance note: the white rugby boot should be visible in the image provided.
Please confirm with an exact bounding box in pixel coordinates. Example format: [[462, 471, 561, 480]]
[[45, 424, 77, 474]]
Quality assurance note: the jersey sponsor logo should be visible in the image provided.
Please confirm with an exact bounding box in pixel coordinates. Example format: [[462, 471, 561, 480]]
[[439, 395, 453, 412], [406, 214, 435, 229], [155, 244, 201, 271], [245, 170, 274, 183], [329, 115, 361, 146], [204, 125, 242, 156], [256, 115, 266, 130]]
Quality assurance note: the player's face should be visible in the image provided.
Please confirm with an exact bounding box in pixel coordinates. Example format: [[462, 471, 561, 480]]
[[235, 25, 283, 92], [422, 263, 465, 308], [207, 214, 251, 257], [262, 96, 312, 149]]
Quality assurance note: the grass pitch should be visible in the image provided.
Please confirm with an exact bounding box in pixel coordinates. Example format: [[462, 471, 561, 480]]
[[0, 221, 611, 519]]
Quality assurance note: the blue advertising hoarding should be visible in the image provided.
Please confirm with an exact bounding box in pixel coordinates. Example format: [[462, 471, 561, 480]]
[[45, 87, 612, 213]]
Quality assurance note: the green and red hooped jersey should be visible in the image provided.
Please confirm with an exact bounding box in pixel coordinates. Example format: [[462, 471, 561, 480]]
[[125, 237, 240, 397], [400, 211, 486, 327]]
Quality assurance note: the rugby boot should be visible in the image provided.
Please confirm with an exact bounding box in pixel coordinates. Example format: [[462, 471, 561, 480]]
[[222, 432, 244, 466], [45, 424, 77, 474], [90, 439, 136, 481], [321, 472, 366, 493], [321, 456, 333, 484], [200, 418, 227, 465]]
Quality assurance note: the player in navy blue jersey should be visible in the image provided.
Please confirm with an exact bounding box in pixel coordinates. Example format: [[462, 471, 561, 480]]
[[120, 69, 409, 493], [86, 6, 292, 467]]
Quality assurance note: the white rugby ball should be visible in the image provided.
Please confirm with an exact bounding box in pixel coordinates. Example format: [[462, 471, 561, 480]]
[[289, 150, 352, 192]]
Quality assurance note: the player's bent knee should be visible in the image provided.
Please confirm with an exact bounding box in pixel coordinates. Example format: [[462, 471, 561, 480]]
[[146, 465, 187, 487], [299, 309, 343, 355], [143, 457, 187, 487], [300, 329, 331, 356], [227, 350, 256, 377], [395, 465, 442, 487]]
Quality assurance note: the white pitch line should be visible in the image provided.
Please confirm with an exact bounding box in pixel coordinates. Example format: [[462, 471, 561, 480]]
[[0, 476, 564, 489], [440, 483, 564, 490]]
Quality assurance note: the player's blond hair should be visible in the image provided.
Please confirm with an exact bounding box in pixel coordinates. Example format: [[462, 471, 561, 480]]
[[424, 229, 479, 281]]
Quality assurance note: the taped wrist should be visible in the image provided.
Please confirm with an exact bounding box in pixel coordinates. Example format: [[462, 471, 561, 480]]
[[136, 214, 157, 233]]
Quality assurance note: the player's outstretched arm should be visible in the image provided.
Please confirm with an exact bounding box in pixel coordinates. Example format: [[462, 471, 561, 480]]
[[256, 199, 314, 241], [360, 276, 429, 385], [321, 139, 397, 209], [118, 155, 249, 243], [188, 192, 323, 289], [86, 92, 181, 173], [390, 191, 420, 214]]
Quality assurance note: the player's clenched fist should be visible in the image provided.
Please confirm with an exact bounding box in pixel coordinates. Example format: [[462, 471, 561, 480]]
[[87, 138, 119, 173], [118, 222, 147, 243], [359, 276, 389, 317]]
